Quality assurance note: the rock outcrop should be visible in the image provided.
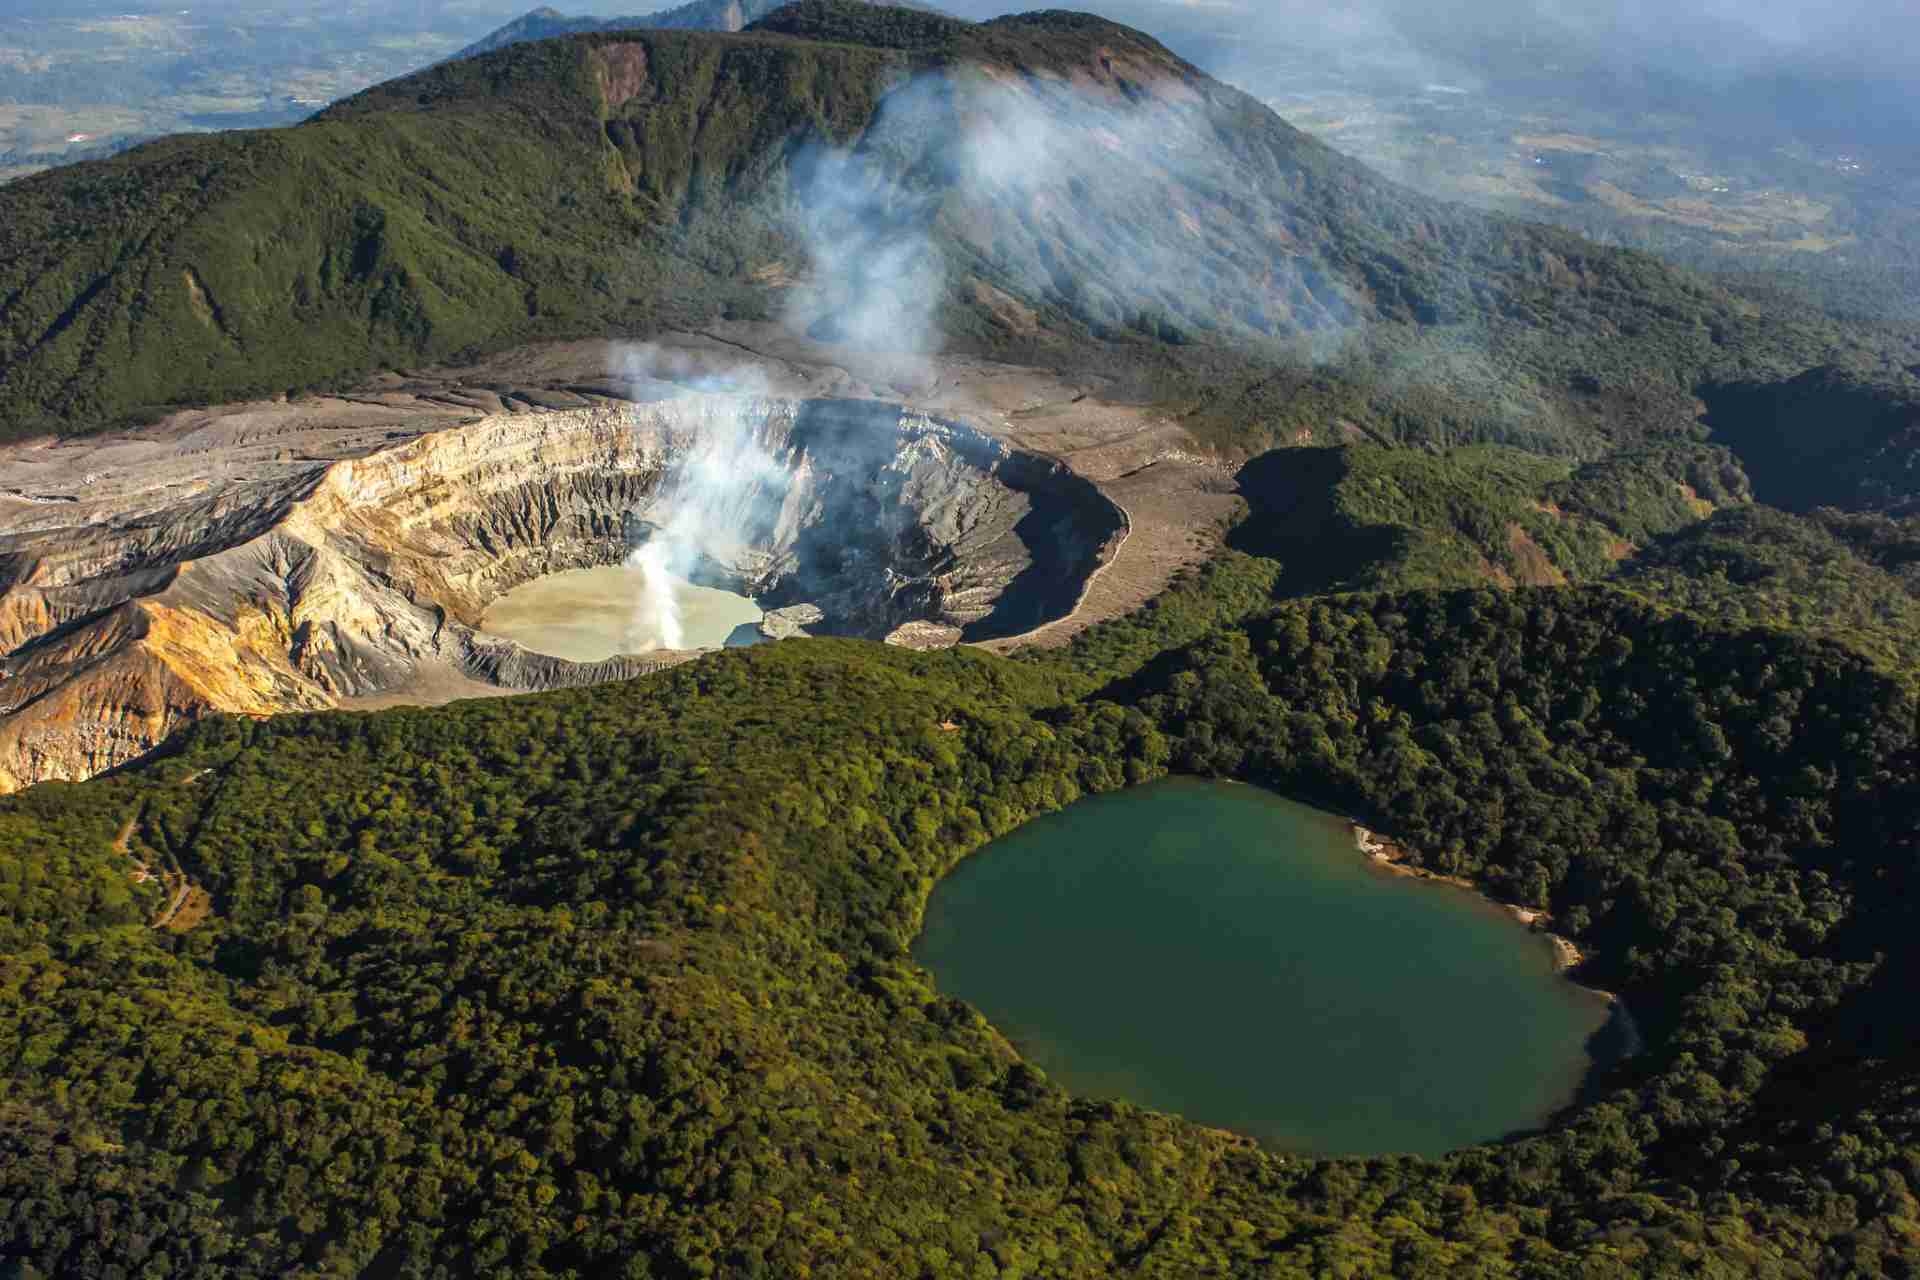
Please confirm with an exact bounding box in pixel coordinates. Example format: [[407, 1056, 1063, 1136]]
[[756, 603, 824, 640], [0, 394, 1120, 790]]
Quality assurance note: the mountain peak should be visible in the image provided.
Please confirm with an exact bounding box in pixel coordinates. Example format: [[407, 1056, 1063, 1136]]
[[446, 0, 953, 65], [0, 3, 1851, 461], [745, 1, 970, 48]]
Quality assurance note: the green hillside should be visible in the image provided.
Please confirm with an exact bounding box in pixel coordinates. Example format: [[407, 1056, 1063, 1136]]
[[0, 0, 1902, 479], [0, 23, 898, 435], [4, 544, 1919, 1275], [1615, 504, 1920, 679], [1221, 436, 1920, 681]]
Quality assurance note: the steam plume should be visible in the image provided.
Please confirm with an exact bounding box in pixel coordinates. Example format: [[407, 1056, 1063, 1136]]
[[629, 539, 684, 651], [604, 59, 1391, 646], [609, 356, 795, 651]]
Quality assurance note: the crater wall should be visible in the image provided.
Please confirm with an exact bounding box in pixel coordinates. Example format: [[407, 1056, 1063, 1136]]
[[0, 394, 1121, 790]]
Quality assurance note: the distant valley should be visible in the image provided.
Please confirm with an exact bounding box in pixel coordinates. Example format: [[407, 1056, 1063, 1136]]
[[0, 0, 567, 184]]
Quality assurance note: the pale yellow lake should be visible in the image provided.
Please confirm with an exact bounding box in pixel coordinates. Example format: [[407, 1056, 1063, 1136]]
[[482, 564, 762, 660]]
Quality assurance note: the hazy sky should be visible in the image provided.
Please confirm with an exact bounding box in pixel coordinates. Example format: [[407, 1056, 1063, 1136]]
[[912, 0, 1920, 149], [935, 0, 1920, 93], [487, 0, 1920, 99]]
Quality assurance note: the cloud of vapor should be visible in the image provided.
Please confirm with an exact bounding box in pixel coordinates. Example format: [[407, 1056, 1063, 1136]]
[[597, 20, 1710, 647], [771, 59, 1371, 377], [772, 63, 1370, 373], [782, 129, 947, 364], [600, 62, 1364, 650], [625, 411, 790, 650], [947, 71, 1359, 352], [603, 43, 1640, 644], [604, 345, 975, 649], [610, 345, 793, 651]]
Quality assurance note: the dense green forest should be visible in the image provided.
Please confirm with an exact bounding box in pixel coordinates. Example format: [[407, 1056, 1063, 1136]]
[[1615, 505, 1920, 681], [1216, 439, 1920, 683], [4, 459, 1920, 1273]]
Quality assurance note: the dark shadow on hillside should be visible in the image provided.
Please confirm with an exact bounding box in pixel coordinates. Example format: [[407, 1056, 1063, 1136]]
[[1673, 938, 1920, 1191], [1698, 368, 1920, 514], [1090, 447, 1416, 707], [959, 456, 1123, 643], [1227, 447, 1405, 596]]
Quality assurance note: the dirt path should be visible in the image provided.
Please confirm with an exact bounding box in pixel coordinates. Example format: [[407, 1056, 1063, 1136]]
[[111, 777, 215, 931], [153, 879, 193, 929]]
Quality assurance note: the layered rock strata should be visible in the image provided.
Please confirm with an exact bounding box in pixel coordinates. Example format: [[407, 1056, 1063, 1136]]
[[0, 394, 1119, 790]]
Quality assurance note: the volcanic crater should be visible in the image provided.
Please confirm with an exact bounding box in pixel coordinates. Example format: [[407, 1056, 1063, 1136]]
[[0, 391, 1123, 791]]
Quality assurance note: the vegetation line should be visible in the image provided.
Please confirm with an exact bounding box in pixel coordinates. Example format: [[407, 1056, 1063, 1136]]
[[1353, 822, 1609, 995]]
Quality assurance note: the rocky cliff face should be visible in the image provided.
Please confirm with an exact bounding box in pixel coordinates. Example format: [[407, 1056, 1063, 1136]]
[[705, 399, 1118, 640], [0, 394, 1118, 790]]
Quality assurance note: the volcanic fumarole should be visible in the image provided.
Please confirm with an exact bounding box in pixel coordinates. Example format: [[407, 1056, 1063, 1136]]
[[0, 393, 1123, 792]]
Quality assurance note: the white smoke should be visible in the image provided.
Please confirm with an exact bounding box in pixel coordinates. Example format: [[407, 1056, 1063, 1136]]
[[775, 66, 1366, 370], [783, 146, 946, 358], [629, 539, 684, 652], [584, 0, 1919, 663], [600, 63, 1381, 646], [778, 84, 954, 391], [611, 346, 794, 652]]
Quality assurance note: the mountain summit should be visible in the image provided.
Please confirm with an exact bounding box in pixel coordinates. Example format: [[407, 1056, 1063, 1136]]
[[0, 1, 1878, 452], [447, 0, 950, 63]]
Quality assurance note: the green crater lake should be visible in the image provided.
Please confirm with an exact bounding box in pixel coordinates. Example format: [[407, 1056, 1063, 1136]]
[[914, 778, 1615, 1158]]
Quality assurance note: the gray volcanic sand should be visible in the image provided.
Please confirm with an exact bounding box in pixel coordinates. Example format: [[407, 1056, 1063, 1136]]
[[482, 565, 761, 661]]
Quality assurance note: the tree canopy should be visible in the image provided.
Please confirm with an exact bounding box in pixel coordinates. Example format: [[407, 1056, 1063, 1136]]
[[2, 532, 1917, 1275]]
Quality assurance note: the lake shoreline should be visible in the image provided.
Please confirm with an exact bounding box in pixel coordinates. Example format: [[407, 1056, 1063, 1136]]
[[1350, 823, 1614, 1003], [919, 779, 1618, 1157]]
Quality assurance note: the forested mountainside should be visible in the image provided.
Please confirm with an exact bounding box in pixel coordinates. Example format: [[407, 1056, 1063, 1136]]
[[3, 541, 1918, 1276], [0, 0, 1911, 478], [1219, 439, 1920, 681], [4, 322, 1920, 1274]]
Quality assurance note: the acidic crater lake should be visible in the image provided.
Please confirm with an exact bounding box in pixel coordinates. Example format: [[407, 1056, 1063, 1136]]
[[914, 778, 1618, 1158], [480, 564, 762, 661]]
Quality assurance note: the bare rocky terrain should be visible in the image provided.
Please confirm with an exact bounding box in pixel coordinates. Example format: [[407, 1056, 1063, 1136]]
[[0, 329, 1222, 790]]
